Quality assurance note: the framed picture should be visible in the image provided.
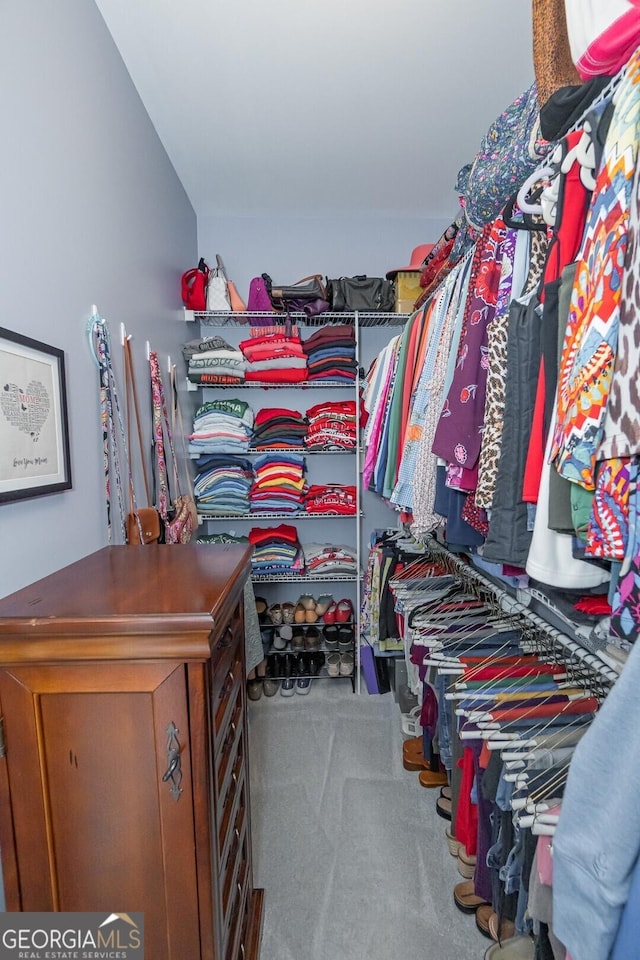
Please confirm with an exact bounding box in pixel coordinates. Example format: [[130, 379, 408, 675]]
[[0, 327, 72, 503]]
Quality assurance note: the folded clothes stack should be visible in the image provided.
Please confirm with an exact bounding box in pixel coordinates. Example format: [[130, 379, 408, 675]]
[[240, 325, 307, 384], [305, 400, 357, 450], [188, 399, 254, 455], [303, 543, 358, 576], [249, 524, 305, 577], [193, 455, 254, 515], [303, 324, 357, 382], [250, 453, 307, 514], [183, 335, 246, 386], [195, 532, 249, 546], [251, 407, 308, 450], [304, 484, 357, 514]]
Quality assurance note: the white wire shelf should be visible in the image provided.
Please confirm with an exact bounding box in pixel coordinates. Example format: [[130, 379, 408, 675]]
[[186, 378, 357, 391], [190, 447, 358, 459], [182, 308, 411, 328], [198, 511, 361, 521], [251, 573, 358, 583]]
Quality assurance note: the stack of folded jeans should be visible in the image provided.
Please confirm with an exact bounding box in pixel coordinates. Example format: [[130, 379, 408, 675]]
[[303, 543, 358, 576], [193, 455, 253, 515], [250, 454, 306, 514], [240, 325, 307, 384], [182, 335, 246, 386], [304, 484, 357, 514], [305, 400, 357, 450], [303, 324, 357, 382], [251, 407, 308, 450], [249, 524, 305, 576], [188, 399, 254, 455]]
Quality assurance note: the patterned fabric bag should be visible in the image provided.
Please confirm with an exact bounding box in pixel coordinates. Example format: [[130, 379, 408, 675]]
[[456, 83, 551, 231]]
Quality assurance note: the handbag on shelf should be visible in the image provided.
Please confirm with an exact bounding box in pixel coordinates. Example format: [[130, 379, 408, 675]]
[[123, 337, 163, 545], [206, 254, 232, 311], [247, 275, 273, 312], [263, 273, 330, 316], [149, 352, 198, 544], [215, 254, 247, 311], [326, 275, 395, 312], [181, 257, 210, 311]]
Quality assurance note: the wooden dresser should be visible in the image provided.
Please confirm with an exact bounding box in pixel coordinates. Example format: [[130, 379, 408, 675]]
[[0, 544, 263, 960]]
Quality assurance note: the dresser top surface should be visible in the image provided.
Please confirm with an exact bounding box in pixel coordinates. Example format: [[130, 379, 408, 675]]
[[0, 544, 251, 627]]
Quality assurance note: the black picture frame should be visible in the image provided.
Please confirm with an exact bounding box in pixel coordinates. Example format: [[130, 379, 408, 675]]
[[0, 327, 72, 503]]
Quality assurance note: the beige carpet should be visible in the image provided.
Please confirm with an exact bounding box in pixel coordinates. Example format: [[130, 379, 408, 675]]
[[248, 681, 488, 960]]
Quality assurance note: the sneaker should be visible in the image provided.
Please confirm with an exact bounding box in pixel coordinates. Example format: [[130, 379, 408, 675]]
[[296, 677, 312, 695], [280, 677, 296, 697]]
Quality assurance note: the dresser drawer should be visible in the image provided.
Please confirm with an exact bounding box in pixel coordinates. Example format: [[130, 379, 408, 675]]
[[224, 854, 250, 960], [213, 649, 243, 746], [222, 803, 248, 926], [218, 744, 246, 860]]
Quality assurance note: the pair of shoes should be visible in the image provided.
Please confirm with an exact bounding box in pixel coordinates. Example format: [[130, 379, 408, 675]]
[[483, 936, 535, 959], [419, 768, 449, 789], [457, 846, 477, 879], [453, 879, 490, 915], [435, 794, 452, 819], [295, 651, 325, 677], [323, 598, 353, 624]]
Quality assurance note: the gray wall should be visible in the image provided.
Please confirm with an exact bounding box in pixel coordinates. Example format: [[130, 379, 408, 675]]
[[0, 0, 197, 598], [197, 214, 451, 296]]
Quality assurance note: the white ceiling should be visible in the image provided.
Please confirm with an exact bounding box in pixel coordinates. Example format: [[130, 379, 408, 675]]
[[95, 0, 535, 224]]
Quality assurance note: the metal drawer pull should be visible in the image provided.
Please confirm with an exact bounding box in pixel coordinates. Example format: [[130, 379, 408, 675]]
[[162, 722, 183, 801]]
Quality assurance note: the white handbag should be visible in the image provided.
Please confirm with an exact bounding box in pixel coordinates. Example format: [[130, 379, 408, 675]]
[[206, 255, 231, 311]]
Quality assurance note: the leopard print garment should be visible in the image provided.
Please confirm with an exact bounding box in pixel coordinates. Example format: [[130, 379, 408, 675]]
[[521, 229, 549, 299], [476, 310, 509, 510]]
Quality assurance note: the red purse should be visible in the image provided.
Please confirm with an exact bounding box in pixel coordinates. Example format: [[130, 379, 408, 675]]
[[181, 258, 209, 310]]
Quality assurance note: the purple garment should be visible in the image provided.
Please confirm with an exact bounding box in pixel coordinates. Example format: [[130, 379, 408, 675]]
[[432, 219, 510, 471]]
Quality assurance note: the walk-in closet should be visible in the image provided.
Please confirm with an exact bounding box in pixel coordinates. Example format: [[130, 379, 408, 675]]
[[2, 3, 640, 960]]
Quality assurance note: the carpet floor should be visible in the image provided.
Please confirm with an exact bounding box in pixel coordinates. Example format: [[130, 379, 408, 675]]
[[248, 681, 488, 960]]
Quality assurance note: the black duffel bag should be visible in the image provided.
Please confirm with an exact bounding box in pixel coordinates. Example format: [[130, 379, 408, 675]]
[[326, 275, 395, 312]]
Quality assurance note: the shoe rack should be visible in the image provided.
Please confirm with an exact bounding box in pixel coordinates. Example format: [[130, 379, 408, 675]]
[[183, 308, 412, 695]]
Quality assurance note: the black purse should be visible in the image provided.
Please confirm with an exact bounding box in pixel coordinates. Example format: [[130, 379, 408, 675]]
[[262, 273, 330, 316], [326, 275, 395, 312]]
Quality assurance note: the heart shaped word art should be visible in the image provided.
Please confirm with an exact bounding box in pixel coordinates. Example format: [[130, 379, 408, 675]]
[[1, 380, 51, 441]]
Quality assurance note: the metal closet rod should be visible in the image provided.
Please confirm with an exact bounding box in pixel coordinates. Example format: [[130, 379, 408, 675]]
[[420, 537, 619, 692]]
